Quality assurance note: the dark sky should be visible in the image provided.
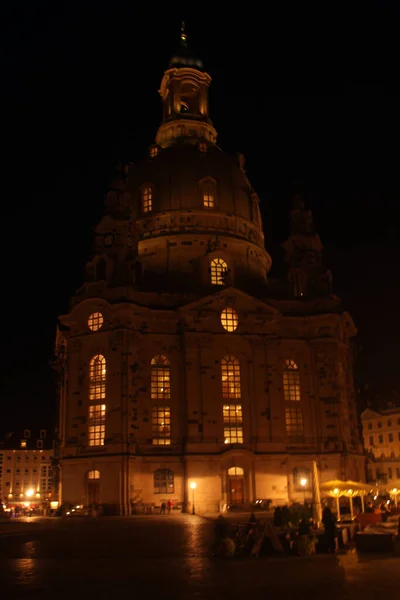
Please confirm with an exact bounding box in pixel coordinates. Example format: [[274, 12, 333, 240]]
[[1, 3, 400, 430]]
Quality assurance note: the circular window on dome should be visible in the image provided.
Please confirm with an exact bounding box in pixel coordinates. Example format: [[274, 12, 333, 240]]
[[221, 307, 238, 332], [149, 145, 159, 158], [88, 312, 104, 332], [198, 142, 208, 153]]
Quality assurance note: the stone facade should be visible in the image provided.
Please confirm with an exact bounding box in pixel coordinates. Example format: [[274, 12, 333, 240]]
[[0, 429, 55, 509], [362, 407, 400, 491], [55, 33, 365, 514]]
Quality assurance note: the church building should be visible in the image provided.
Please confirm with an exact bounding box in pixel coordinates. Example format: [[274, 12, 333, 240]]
[[54, 31, 365, 514]]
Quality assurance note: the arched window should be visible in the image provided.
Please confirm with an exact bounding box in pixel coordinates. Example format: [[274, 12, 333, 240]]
[[88, 355, 106, 447], [152, 406, 171, 445], [210, 258, 227, 285], [88, 470, 100, 480], [154, 469, 174, 494], [283, 359, 300, 402], [202, 180, 215, 207], [148, 145, 158, 158], [141, 186, 153, 213], [180, 80, 199, 114], [221, 356, 241, 398], [228, 466, 244, 476], [89, 355, 106, 400], [151, 355, 170, 400]]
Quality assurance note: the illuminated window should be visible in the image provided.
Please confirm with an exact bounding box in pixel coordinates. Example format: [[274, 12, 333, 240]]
[[20, 441, 27, 448], [228, 466, 244, 476], [210, 258, 228, 285], [154, 469, 174, 494], [198, 142, 208, 153], [141, 186, 153, 213], [221, 307, 239, 332], [151, 355, 171, 400], [149, 145, 158, 158], [203, 181, 215, 207], [283, 359, 300, 401], [88, 470, 100, 480], [89, 355, 106, 400], [88, 355, 106, 446], [88, 312, 103, 331], [285, 406, 304, 437], [223, 405, 243, 444], [88, 404, 106, 446], [221, 356, 241, 399], [152, 406, 171, 445]]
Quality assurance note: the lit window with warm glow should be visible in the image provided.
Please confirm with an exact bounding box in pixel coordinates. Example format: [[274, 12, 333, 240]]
[[154, 468, 174, 494], [283, 359, 301, 401], [198, 142, 208, 153], [151, 355, 171, 399], [228, 466, 244, 476], [285, 406, 304, 437], [149, 145, 158, 158], [141, 186, 153, 213], [89, 355, 106, 400], [88, 470, 100, 480], [221, 307, 238, 332], [88, 404, 106, 446], [20, 441, 27, 448], [223, 404, 243, 444], [221, 356, 241, 398], [152, 406, 171, 445], [210, 258, 228, 285], [203, 181, 215, 207], [88, 312, 103, 331]]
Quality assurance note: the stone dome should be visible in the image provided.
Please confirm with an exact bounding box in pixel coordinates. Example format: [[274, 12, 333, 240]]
[[121, 41, 272, 293], [127, 143, 260, 225]]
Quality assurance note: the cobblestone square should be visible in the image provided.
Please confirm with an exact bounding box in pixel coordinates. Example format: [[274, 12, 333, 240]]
[[1, 515, 400, 600]]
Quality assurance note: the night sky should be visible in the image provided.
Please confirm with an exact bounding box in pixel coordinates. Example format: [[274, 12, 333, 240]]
[[2, 3, 400, 432]]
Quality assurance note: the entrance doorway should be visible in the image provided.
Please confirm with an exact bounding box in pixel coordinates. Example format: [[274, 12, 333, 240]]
[[87, 470, 100, 504], [227, 466, 245, 505]]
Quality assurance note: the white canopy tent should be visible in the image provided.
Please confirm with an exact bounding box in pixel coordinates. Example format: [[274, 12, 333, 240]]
[[319, 480, 375, 518]]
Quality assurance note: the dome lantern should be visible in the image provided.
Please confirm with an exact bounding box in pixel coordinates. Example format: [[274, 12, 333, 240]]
[[155, 25, 217, 148]]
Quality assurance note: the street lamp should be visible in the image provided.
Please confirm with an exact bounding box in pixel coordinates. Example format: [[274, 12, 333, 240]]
[[300, 478, 307, 504], [190, 481, 197, 515]]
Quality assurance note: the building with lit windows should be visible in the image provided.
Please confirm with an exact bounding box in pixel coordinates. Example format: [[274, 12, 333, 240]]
[[54, 30, 365, 514], [361, 407, 400, 489], [0, 429, 56, 511]]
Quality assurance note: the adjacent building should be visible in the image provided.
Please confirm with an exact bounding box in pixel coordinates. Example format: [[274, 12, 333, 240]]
[[54, 31, 365, 514], [361, 407, 400, 489], [0, 428, 55, 510]]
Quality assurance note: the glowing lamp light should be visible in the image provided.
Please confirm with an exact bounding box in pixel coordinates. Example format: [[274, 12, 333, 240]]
[[190, 481, 197, 515], [333, 488, 340, 496], [25, 489, 34, 498], [300, 478, 307, 487]]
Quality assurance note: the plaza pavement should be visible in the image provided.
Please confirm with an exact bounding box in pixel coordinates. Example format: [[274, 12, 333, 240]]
[[1, 514, 400, 599]]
